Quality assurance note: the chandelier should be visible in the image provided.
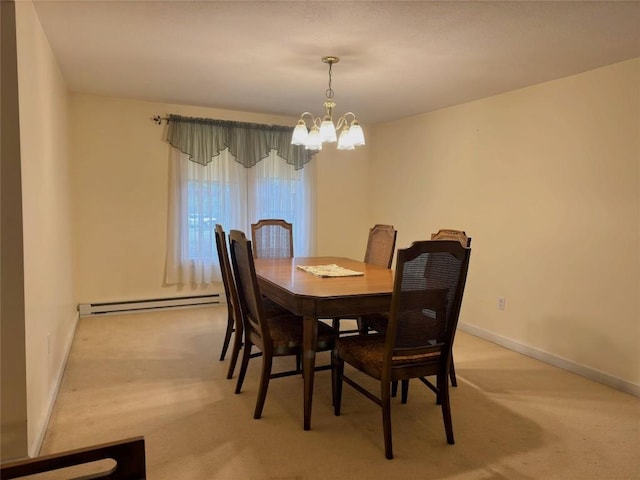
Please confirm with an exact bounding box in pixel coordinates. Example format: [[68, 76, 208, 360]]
[[291, 56, 365, 151]]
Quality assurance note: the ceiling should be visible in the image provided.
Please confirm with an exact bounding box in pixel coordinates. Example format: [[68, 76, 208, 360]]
[[32, 1, 640, 124]]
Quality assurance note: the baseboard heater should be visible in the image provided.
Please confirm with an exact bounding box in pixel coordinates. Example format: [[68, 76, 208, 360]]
[[78, 294, 221, 316]]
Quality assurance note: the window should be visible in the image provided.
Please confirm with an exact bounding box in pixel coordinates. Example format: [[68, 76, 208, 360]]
[[165, 148, 315, 285]]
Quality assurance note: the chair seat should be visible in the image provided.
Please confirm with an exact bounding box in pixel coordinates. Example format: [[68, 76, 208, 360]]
[[336, 334, 442, 380], [361, 311, 458, 389], [268, 315, 335, 356]]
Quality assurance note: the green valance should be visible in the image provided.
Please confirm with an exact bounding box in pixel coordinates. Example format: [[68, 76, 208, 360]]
[[165, 114, 316, 170]]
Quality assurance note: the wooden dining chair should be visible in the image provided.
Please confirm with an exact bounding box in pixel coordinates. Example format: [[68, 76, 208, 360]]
[[363, 228, 471, 389], [215, 225, 290, 380], [332, 224, 397, 335], [216, 224, 239, 372], [332, 239, 471, 459], [364, 224, 397, 269], [229, 229, 336, 419], [250, 219, 293, 259], [0, 437, 146, 479]]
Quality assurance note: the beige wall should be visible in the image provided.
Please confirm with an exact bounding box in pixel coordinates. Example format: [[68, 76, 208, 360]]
[[15, 0, 77, 456], [69, 94, 369, 303], [368, 59, 640, 389], [315, 145, 370, 260]]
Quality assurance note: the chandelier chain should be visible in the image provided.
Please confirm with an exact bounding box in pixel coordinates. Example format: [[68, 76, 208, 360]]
[[326, 61, 334, 99]]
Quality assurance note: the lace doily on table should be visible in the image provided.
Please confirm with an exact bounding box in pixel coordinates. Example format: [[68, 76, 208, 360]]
[[296, 264, 364, 278]]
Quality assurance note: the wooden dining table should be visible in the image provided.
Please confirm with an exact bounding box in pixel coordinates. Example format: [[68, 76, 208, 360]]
[[253, 256, 394, 430]]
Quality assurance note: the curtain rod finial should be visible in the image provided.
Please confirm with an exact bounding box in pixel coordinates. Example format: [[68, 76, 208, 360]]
[[152, 115, 167, 125]]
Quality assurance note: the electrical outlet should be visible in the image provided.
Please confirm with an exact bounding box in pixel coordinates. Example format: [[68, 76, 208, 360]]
[[497, 296, 506, 310]]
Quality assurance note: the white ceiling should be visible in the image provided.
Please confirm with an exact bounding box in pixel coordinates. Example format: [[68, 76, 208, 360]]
[[32, 1, 640, 124]]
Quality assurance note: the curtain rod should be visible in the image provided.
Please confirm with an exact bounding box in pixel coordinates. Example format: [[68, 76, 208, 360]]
[[151, 114, 293, 132]]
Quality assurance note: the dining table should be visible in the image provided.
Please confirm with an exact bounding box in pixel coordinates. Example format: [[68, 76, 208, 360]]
[[253, 256, 394, 430]]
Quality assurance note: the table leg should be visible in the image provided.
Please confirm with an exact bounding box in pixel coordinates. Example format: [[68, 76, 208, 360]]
[[303, 315, 318, 430]]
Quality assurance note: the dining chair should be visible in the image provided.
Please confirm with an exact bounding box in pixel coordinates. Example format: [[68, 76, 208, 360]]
[[332, 224, 397, 335], [229, 229, 336, 419], [250, 219, 293, 259], [215, 225, 291, 380], [216, 224, 240, 371], [363, 228, 471, 390], [364, 224, 397, 268], [332, 239, 471, 459], [0, 437, 146, 479]]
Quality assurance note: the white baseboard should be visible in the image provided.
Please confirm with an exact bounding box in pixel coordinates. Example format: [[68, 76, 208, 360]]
[[458, 322, 640, 398], [30, 311, 80, 457]]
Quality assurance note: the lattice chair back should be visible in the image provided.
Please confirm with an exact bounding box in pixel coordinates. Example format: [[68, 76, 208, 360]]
[[251, 219, 294, 258], [364, 224, 397, 268]]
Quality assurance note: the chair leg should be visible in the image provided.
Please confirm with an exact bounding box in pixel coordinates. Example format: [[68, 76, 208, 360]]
[[235, 339, 252, 394], [356, 316, 368, 335], [333, 353, 344, 416], [436, 373, 443, 405], [439, 372, 455, 444], [392, 380, 409, 403], [381, 381, 394, 459], [330, 351, 336, 406], [219, 313, 234, 361], [253, 353, 273, 419], [226, 325, 243, 379], [332, 318, 340, 332], [449, 354, 457, 387], [401, 379, 409, 404]]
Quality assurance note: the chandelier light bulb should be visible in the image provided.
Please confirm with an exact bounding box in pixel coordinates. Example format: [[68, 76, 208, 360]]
[[348, 120, 365, 147], [292, 120, 310, 145], [305, 125, 323, 151], [337, 126, 354, 150], [320, 117, 337, 143]]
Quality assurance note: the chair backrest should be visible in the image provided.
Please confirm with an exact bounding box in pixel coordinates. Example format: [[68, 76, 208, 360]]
[[364, 224, 397, 268], [229, 230, 270, 348], [250, 219, 294, 259], [215, 224, 242, 334], [384, 240, 471, 371], [431, 229, 471, 248]]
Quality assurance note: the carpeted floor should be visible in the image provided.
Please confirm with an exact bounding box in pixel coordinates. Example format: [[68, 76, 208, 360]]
[[41, 306, 639, 479]]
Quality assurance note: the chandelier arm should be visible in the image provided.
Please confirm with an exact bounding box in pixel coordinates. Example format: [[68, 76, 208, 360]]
[[335, 112, 358, 129], [297, 112, 322, 126]]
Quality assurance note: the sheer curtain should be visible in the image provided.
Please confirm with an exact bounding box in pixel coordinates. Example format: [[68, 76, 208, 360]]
[[248, 150, 316, 258], [165, 147, 315, 286], [165, 148, 246, 285]]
